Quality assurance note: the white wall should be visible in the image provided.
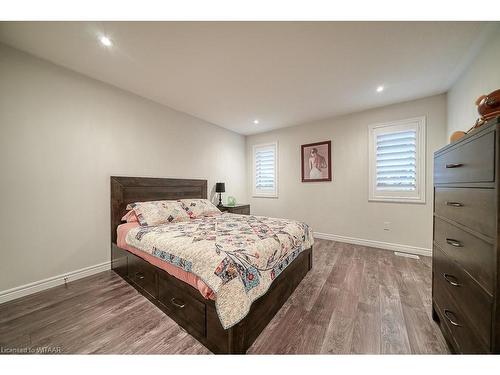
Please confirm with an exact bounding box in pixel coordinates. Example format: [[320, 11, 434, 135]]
[[447, 25, 500, 137], [0, 44, 247, 292], [246, 94, 447, 253]]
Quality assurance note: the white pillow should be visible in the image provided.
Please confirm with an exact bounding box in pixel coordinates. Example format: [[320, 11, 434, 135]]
[[179, 199, 221, 219], [128, 200, 190, 226]]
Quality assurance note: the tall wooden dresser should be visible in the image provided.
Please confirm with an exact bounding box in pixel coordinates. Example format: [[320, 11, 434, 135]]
[[433, 117, 500, 353]]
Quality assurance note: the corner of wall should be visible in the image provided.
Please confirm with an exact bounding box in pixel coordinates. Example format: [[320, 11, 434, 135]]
[[446, 24, 500, 137]]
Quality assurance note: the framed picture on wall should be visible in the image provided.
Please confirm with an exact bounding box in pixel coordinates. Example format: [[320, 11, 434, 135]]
[[301, 140, 332, 182]]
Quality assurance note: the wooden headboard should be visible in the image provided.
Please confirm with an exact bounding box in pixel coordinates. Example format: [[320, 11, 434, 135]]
[[110, 176, 208, 243]]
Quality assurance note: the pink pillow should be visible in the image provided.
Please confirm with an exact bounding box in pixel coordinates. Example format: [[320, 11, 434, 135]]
[[121, 210, 138, 223]]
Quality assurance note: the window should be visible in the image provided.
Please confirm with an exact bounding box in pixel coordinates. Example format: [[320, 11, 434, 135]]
[[368, 117, 426, 203], [253, 141, 278, 198]]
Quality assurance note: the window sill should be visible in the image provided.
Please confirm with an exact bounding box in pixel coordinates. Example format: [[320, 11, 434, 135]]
[[368, 197, 425, 204]]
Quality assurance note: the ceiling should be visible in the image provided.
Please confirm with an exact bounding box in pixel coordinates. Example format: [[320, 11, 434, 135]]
[[0, 22, 495, 135]]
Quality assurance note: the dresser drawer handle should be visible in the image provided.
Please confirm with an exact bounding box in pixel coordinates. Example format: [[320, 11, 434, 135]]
[[445, 201, 463, 207], [443, 309, 461, 327], [170, 297, 186, 309], [445, 163, 463, 169], [135, 272, 145, 280], [446, 238, 463, 247], [443, 273, 461, 287]]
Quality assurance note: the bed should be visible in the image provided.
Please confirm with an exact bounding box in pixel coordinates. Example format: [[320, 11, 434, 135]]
[[110, 176, 313, 354]]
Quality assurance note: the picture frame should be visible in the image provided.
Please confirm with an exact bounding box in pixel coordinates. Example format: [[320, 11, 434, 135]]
[[301, 140, 332, 182]]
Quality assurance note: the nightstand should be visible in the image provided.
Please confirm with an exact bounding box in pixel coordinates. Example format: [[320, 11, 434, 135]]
[[218, 204, 250, 215]]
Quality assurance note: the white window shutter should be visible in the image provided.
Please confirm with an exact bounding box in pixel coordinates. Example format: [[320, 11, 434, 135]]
[[368, 117, 426, 203], [253, 142, 278, 197], [376, 130, 417, 191]]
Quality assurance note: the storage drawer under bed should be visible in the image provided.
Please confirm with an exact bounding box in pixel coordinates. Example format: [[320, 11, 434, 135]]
[[127, 253, 158, 299], [158, 272, 207, 338]]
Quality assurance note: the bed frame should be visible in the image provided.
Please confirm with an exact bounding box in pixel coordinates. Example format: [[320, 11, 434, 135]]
[[110, 176, 312, 354]]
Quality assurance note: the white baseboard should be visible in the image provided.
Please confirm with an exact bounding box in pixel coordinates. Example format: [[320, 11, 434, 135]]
[[314, 232, 432, 257], [0, 261, 111, 304]]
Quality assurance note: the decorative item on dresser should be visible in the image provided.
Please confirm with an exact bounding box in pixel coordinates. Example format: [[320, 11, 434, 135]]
[[219, 204, 250, 215], [226, 196, 237, 206], [476, 89, 500, 124], [432, 116, 500, 353]]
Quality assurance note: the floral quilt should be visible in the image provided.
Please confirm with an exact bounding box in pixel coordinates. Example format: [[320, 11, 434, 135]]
[[125, 213, 314, 329]]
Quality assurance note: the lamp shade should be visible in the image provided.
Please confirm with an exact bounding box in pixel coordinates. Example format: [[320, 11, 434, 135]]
[[215, 182, 225, 193]]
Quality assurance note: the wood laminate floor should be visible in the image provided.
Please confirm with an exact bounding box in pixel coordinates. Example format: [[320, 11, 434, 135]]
[[0, 239, 449, 354]]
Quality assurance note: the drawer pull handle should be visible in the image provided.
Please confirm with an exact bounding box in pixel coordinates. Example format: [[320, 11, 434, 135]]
[[170, 297, 186, 309], [443, 309, 461, 327], [443, 273, 461, 287], [135, 272, 145, 280], [446, 238, 463, 247], [445, 201, 463, 207], [445, 163, 463, 169]]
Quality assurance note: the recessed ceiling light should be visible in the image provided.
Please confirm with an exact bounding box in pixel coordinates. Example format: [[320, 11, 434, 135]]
[[253, 119, 260, 124], [99, 35, 113, 47], [376, 85, 384, 93]]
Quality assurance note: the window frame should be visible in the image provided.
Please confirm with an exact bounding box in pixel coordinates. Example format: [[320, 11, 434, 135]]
[[252, 141, 279, 198], [368, 116, 426, 204]]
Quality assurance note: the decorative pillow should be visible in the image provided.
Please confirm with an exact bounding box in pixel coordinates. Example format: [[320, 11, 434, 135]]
[[179, 199, 221, 219], [121, 210, 138, 223], [128, 200, 190, 226]]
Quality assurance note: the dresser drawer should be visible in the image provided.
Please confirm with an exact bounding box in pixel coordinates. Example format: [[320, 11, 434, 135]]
[[434, 217, 494, 293], [435, 187, 496, 238], [434, 131, 495, 184], [433, 244, 492, 347], [433, 282, 488, 353], [158, 273, 206, 338], [128, 254, 158, 298]]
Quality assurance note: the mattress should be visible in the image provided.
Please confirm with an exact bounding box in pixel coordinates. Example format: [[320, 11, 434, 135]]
[[117, 222, 215, 299]]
